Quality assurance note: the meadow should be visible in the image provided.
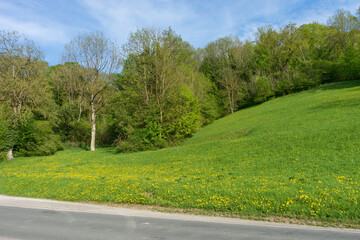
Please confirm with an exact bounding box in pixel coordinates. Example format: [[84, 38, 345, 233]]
[[0, 80, 359, 227]]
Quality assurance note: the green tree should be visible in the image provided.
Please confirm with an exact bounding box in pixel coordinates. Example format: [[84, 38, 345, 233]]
[[48, 63, 91, 143], [202, 36, 254, 113], [0, 30, 50, 159], [117, 27, 207, 151], [327, 9, 360, 52], [62, 32, 122, 151]]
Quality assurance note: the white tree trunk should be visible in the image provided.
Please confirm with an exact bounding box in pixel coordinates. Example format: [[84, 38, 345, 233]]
[[7, 149, 14, 160], [90, 100, 96, 151]]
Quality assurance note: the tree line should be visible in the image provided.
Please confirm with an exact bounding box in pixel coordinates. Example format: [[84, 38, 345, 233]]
[[1, 8, 360, 160]]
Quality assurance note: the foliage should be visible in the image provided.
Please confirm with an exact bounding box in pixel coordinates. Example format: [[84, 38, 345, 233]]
[[249, 75, 274, 104], [0, 30, 55, 159], [116, 27, 210, 151], [61, 32, 122, 151], [13, 120, 64, 157], [164, 84, 202, 141], [201, 36, 254, 114], [0, 30, 51, 115], [0, 107, 13, 161]]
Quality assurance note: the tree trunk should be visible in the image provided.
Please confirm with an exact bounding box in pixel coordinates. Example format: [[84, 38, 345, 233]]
[[90, 99, 96, 151], [143, 62, 149, 103], [9, 68, 16, 160], [231, 89, 235, 114], [78, 100, 82, 122], [227, 89, 234, 114], [159, 108, 163, 138], [7, 149, 14, 160]]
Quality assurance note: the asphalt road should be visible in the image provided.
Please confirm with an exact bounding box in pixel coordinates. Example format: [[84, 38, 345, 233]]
[[0, 196, 359, 240]]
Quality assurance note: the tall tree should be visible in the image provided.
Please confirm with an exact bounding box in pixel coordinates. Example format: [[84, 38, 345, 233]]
[[0, 30, 49, 159], [62, 32, 122, 151], [327, 9, 360, 59], [115, 27, 210, 152], [122, 28, 192, 138], [202, 36, 254, 113], [254, 24, 304, 94], [48, 63, 89, 142]]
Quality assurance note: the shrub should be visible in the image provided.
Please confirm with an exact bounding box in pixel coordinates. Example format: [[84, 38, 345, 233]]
[[115, 126, 168, 153], [13, 120, 64, 157], [253, 76, 274, 103]]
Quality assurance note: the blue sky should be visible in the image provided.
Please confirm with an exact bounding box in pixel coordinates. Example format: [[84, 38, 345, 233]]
[[0, 0, 359, 65]]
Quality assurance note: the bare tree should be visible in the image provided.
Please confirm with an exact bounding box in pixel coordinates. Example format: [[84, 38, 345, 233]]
[[0, 30, 49, 160], [62, 32, 122, 151]]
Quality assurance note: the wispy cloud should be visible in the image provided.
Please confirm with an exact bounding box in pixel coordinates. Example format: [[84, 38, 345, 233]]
[[291, 0, 359, 26], [0, 0, 89, 64], [79, 0, 256, 46], [78, 0, 359, 48], [0, 0, 83, 45], [0, 15, 68, 44], [78, 0, 197, 43]]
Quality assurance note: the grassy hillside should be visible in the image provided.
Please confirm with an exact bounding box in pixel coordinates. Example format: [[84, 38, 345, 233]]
[[0, 81, 359, 226]]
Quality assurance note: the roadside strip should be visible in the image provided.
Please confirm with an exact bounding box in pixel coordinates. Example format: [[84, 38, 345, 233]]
[[0, 194, 359, 233]]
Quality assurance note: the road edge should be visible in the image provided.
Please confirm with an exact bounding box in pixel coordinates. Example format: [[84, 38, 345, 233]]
[[0, 194, 359, 233]]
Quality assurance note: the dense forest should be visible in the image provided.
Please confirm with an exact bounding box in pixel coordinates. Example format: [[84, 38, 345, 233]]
[[1, 8, 360, 160]]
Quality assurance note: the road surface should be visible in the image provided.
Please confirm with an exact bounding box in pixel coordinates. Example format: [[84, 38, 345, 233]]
[[0, 195, 359, 240]]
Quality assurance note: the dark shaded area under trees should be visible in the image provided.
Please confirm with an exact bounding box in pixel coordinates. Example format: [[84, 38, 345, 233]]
[[1, 8, 360, 158]]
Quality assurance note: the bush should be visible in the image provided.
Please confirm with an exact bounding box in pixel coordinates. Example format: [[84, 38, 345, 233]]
[[116, 85, 201, 153], [0, 152, 6, 162], [96, 115, 119, 146], [164, 85, 202, 142], [253, 76, 274, 103], [115, 140, 138, 153], [70, 120, 91, 143], [79, 142, 90, 151], [0, 108, 18, 161], [13, 120, 64, 157], [116, 126, 168, 153]]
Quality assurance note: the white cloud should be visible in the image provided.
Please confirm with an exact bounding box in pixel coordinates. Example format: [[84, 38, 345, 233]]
[[80, 0, 359, 48], [289, 0, 359, 26], [78, 0, 198, 44], [0, 15, 69, 44], [0, 0, 85, 64], [0, 0, 81, 46], [230, 0, 360, 43], [79, 0, 262, 47]]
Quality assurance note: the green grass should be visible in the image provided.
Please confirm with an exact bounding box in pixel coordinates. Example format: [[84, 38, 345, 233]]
[[1, 81, 360, 227]]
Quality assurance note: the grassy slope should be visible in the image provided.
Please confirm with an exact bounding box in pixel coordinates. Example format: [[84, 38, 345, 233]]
[[0, 81, 359, 226]]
